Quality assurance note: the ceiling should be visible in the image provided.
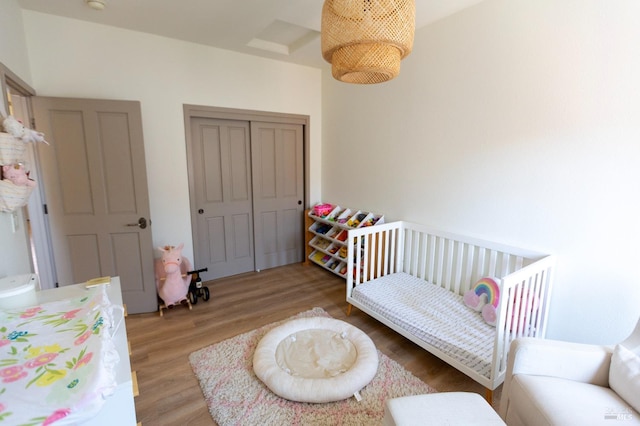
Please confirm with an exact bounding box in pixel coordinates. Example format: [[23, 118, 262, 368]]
[[17, 0, 484, 69]]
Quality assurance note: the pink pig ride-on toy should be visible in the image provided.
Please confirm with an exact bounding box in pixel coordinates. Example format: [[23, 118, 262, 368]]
[[154, 243, 210, 316]]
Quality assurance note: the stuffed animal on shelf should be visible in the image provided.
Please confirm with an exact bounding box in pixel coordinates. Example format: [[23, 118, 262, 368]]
[[2, 163, 36, 187], [156, 243, 192, 307], [1, 115, 49, 145]]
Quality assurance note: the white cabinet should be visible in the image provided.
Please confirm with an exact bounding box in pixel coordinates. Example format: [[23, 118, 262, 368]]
[[305, 204, 384, 278]]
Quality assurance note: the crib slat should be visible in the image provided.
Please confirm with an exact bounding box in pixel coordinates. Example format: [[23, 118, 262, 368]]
[[435, 236, 445, 287], [403, 228, 412, 274], [412, 230, 421, 276], [488, 249, 498, 278], [374, 233, 383, 279], [531, 272, 543, 336], [367, 234, 372, 281], [381, 229, 388, 275], [475, 247, 486, 283], [452, 241, 464, 294], [365, 233, 371, 279], [532, 269, 547, 337], [462, 244, 475, 292], [355, 233, 361, 283], [498, 253, 509, 279], [386, 228, 394, 274], [374, 232, 382, 278], [511, 282, 524, 339], [428, 236, 436, 284], [418, 232, 427, 280], [443, 239, 454, 291], [392, 227, 401, 273]]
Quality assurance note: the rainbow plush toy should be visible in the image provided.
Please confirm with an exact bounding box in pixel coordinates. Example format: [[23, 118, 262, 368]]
[[463, 277, 500, 326]]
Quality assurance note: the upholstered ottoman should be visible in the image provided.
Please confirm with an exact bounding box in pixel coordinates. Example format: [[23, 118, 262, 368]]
[[383, 392, 506, 426]]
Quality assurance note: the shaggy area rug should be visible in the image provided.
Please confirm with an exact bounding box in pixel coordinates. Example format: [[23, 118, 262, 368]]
[[189, 307, 437, 425]]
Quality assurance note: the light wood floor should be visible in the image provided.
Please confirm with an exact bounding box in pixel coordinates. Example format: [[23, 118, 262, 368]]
[[126, 263, 502, 426]]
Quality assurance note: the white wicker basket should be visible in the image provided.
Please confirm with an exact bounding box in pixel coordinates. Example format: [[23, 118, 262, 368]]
[[0, 179, 34, 212], [0, 132, 26, 165]]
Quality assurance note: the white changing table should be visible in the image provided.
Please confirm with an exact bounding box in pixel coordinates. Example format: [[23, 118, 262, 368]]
[[35, 277, 137, 425]]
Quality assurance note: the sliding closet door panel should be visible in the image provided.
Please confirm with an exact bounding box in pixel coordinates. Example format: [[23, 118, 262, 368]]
[[251, 122, 304, 270], [190, 118, 254, 279]]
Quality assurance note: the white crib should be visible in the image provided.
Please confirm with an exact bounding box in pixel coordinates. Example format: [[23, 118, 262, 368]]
[[346, 221, 555, 401]]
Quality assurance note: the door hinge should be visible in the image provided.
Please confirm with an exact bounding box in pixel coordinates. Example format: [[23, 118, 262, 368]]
[[31, 117, 36, 129], [43, 204, 48, 214]]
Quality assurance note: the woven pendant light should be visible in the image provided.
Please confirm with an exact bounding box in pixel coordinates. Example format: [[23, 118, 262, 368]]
[[321, 0, 415, 84]]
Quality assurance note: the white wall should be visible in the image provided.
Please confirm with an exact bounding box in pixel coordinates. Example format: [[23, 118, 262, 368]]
[[0, 0, 32, 83], [322, 0, 640, 344], [0, 0, 34, 278], [6, 1, 639, 344], [20, 11, 323, 266]]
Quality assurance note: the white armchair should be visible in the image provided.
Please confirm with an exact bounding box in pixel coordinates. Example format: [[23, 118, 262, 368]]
[[500, 318, 640, 425]]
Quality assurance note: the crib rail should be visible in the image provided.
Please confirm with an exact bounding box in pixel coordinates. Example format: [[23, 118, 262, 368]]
[[347, 221, 549, 297], [493, 255, 555, 385], [347, 221, 400, 296]]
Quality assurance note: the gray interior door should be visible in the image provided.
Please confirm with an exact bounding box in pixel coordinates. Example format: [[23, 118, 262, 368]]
[[190, 118, 255, 279], [251, 121, 304, 270], [32, 97, 157, 314]]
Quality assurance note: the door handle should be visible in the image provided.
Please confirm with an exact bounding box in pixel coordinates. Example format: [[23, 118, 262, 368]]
[[126, 217, 147, 229]]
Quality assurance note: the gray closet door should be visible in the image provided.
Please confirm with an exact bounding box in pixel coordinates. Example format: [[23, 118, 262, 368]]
[[188, 117, 304, 279]]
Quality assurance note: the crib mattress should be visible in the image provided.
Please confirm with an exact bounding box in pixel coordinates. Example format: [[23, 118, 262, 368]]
[[351, 272, 495, 379]]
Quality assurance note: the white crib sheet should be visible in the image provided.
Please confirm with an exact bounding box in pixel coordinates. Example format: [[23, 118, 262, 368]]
[[351, 272, 495, 378]]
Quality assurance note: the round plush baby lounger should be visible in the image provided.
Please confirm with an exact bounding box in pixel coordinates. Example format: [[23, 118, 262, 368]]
[[253, 317, 379, 403]]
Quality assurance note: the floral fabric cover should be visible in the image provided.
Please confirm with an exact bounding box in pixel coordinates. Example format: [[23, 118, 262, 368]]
[[0, 286, 121, 425]]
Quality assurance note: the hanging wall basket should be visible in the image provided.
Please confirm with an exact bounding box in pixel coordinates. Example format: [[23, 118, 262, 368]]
[[0, 132, 26, 165], [0, 179, 35, 213]]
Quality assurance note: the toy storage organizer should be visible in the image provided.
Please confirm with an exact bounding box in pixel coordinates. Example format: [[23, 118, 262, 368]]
[[0, 132, 35, 212], [304, 203, 385, 278]]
